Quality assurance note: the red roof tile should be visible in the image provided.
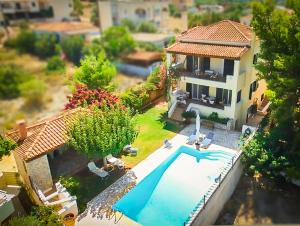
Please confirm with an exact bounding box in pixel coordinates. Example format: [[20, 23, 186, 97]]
[[166, 20, 253, 59], [6, 109, 81, 161]]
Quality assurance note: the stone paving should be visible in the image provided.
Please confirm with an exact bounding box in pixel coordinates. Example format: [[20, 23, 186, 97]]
[[76, 125, 242, 226]]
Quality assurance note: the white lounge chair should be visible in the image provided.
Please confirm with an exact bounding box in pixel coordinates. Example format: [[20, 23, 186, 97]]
[[186, 134, 197, 145], [164, 139, 172, 148], [87, 162, 109, 179], [106, 154, 125, 170], [201, 132, 214, 149], [106, 154, 118, 164]]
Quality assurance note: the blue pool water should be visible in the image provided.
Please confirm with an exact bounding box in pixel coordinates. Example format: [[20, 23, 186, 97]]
[[113, 146, 235, 226]]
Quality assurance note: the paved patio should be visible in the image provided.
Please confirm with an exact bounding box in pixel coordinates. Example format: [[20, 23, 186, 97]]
[[76, 125, 241, 226]]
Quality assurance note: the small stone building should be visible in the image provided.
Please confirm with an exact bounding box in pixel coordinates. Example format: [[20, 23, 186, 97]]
[[6, 109, 87, 203]]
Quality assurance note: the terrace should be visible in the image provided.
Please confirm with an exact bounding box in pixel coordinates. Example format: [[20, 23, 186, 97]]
[[76, 120, 242, 225]]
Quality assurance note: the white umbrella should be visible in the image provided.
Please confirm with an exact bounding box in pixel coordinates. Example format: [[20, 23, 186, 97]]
[[196, 114, 201, 138]]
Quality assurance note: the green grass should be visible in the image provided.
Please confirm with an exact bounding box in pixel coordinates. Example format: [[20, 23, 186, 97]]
[[122, 105, 181, 167]]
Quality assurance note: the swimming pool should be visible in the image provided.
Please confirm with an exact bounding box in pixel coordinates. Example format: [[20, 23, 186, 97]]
[[113, 146, 235, 226]]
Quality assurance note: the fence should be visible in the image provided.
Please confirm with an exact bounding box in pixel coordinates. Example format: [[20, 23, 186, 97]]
[[183, 152, 242, 226]]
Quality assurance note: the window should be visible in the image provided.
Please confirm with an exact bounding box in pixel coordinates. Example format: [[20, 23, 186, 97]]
[[253, 54, 258, 64], [32, 2, 36, 7], [237, 90, 241, 103], [249, 80, 258, 100], [216, 88, 232, 105], [186, 55, 193, 72], [261, 93, 264, 101], [203, 57, 210, 71], [193, 56, 198, 71]]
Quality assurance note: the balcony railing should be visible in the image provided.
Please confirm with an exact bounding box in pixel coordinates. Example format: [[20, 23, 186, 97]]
[[177, 68, 227, 83], [187, 99, 225, 110]]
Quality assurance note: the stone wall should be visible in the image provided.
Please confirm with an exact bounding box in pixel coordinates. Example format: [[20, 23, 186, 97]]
[[25, 155, 53, 192], [190, 157, 243, 225]]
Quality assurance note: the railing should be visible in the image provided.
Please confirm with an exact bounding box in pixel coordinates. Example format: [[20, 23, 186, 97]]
[[178, 69, 227, 83], [183, 152, 242, 226]]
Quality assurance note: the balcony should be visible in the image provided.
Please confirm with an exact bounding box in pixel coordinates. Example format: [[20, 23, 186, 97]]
[[186, 99, 225, 110], [175, 68, 227, 83]]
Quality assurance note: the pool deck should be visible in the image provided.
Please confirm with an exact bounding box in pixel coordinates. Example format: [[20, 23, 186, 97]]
[[76, 125, 241, 226]]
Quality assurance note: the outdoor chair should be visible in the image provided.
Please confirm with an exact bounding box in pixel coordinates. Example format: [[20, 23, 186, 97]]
[[123, 145, 138, 156], [87, 162, 109, 179], [106, 154, 125, 170], [186, 129, 197, 145], [200, 132, 214, 149], [164, 139, 172, 148]]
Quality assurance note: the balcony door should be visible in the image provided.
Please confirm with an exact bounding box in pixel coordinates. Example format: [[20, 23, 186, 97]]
[[190, 83, 209, 100], [216, 88, 232, 105]]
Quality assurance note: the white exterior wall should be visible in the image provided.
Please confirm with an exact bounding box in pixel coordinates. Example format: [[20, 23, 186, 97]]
[[168, 36, 267, 129], [48, 0, 73, 21]]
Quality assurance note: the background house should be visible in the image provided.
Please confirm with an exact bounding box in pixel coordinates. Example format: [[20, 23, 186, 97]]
[[0, 0, 74, 23], [97, 0, 188, 33], [166, 20, 268, 129], [33, 21, 99, 41]]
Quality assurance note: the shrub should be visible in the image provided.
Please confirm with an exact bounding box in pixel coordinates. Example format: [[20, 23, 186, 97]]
[[202, 112, 229, 124], [182, 110, 196, 119], [15, 30, 36, 54], [34, 33, 58, 58], [120, 18, 136, 32], [74, 51, 116, 89], [4, 37, 18, 49], [65, 84, 120, 110], [59, 176, 80, 195], [101, 26, 136, 60], [0, 135, 16, 160], [61, 35, 84, 65], [47, 56, 65, 72], [121, 85, 150, 110], [82, 38, 103, 57], [0, 65, 33, 99], [137, 21, 157, 33], [31, 206, 61, 226], [19, 79, 47, 107], [7, 216, 41, 226], [137, 42, 162, 52]]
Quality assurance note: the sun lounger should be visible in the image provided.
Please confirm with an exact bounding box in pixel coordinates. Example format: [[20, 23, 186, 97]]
[[201, 132, 214, 149], [186, 134, 197, 145], [87, 162, 109, 179], [164, 139, 172, 148], [106, 154, 125, 170], [123, 145, 138, 156]]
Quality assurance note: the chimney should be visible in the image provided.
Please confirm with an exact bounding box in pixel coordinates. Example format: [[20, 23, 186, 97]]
[[17, 120, 27, 141]]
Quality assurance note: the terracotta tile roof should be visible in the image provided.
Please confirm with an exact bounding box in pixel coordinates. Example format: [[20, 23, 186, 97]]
[[34, 22, 98, 33], [124, 51, 162, 62], [177, 20, 252, 45], [166, 42, 249, 60], [6, 109, 81, 161], [166, 20, 253, 59]]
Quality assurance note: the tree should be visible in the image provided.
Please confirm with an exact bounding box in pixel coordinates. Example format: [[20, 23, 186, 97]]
[[137, 21, 157, 33], [251, 0, 300, 151], [15, 30, 36, 54], [0, 65, 33, 99], [101, 26, 136, 59], [90, 2, 99, 26], [74, 51, 116, 89], [34, 33, 58, 58], [72, 0, 83, 17], [65, 84, 120, 110], [61, 35, 84, 65], [0, 135, 16, 160], [67, 106, 138, 166]]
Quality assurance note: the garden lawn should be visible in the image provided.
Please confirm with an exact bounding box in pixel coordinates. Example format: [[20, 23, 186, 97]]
[[122, 104, 181, 167]]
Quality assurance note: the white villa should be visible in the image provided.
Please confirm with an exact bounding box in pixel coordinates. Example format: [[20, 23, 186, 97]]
[[97, 0, 188, 33], [166, 20, 268, 129]]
